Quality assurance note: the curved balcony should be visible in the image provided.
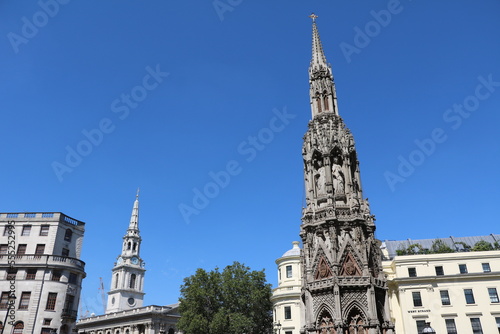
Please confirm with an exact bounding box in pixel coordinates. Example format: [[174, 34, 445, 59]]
[[0, 254, 85, 272]]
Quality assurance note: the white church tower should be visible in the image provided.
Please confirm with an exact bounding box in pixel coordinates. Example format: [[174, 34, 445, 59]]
[[106, 190, 146, 313]]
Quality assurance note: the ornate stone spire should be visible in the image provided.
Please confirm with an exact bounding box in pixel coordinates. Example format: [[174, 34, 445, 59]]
[[308, 14, 338, 117], [300, 14, 394, 334]]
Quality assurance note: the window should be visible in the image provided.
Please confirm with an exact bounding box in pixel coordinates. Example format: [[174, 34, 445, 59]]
[[0, 292, 9, 309], [286, 265, 292, 278], [24, 213, 35, 218], [0, 244, 7, 255], [408, 267, 417, 277], [18, 292, 30, 310], [45, 293, 57, 310], [435, 266, 444, 276], [26, 269, 36, 280], [43, 319, 52, 326], [495, 317, 500, 333], [440, 290, 451, 306], [39, 225, 49, 236], [64, 229, 73, 242], [13, 322, 24, 334], [21, 225, 31, 236], [69, 273, 77, 284], [464, 289, 475, 304], [285, 332, 292, 334], [41, 328, 52, 334], [445, 319, 457, 334], [61, 248, 69, 257], [416, 320, 426, 334], [35, 244, 45, 255], [2, 226, 9, 236], [459, 264, 468, 274], [412, 291, 423, 307], [129, 274, 136, 289], [51, 271, 61, 282], [7, 268, 17, 280], [470, 318, 483, 334], [17, 244, 27, 255], [284, 306, 291, 319], [279, 268, 281, 280], [482, 263, 491, 273], [489, 288, 499, 303]]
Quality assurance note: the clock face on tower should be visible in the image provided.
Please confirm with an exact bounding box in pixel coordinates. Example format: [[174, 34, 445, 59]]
[[131, 256, 139, 265]]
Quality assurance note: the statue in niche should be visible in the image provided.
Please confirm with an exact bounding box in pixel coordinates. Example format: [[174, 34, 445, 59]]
[[315, 159, 326, 196], [331, 157, 345, 195], [348, 195, 360, 213]]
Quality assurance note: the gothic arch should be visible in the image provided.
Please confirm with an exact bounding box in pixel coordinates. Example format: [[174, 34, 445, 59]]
[[343, 304, 368, 334], [315, 307, 336, 334]]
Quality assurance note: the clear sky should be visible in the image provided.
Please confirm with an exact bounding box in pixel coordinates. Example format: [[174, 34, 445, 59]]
[[1, 0, 499, 316]]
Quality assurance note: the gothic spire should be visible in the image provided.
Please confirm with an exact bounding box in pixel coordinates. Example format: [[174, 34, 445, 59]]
[[308, 14, 338, 117], [309, 13, 329, 76]]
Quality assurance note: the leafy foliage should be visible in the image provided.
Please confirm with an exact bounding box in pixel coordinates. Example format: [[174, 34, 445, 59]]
[[471, 240, 494, 251], [178, 262, 273, 334], [430, 239, 454, 253]]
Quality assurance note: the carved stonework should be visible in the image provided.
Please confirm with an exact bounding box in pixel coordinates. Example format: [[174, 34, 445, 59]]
[[300, 17, 395, 334], [315, 256, 333, 280], [340, 253, 361, 277]]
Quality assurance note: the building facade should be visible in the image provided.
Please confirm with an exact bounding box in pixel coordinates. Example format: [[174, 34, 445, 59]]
[[382, 235, 500, 334], [272, 241, 303, 334], [0, 212, 86, 334], [299, 15, 394, 334], [77, 193, 180, 334]]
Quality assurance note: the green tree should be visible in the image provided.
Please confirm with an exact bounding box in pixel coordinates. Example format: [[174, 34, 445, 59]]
[[472, 240, 494, 251], [430, 239, 454, 253], [178, 262, 273, 334]]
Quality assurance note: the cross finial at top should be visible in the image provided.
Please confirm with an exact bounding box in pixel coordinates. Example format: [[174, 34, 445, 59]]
[[309, 13, 318, 22]]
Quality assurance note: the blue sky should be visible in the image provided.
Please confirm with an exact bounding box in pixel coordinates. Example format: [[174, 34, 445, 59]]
[[1, 0, 499, 315]]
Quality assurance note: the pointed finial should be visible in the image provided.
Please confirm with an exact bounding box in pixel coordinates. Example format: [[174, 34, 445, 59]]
[[309, 13, 318, 22], [136, 187, 140, 199]]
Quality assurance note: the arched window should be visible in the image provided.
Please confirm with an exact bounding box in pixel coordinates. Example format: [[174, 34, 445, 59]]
[[133, 243, 137, 251], [127, 242, 131, 250], [64, 229, 73, 242], [130, 274, 136, 289], [323, 92, 329, 111], [316, 92, 322, 113], [13, 322, 24, 334], [115, 273, 119, 288], [168, 328, 175, 334]]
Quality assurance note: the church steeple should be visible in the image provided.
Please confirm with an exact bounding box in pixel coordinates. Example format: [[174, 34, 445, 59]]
[[106, 191, 146, 313], [308, 14, 338, 118], [300, 15, 394, 334]]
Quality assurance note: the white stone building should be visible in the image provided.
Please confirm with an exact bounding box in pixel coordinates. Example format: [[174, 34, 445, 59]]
[[382, 235, 500, 334], [271, 241, 303, 334], [76, 193, 180, 334], [0, 212, 86, 334]]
